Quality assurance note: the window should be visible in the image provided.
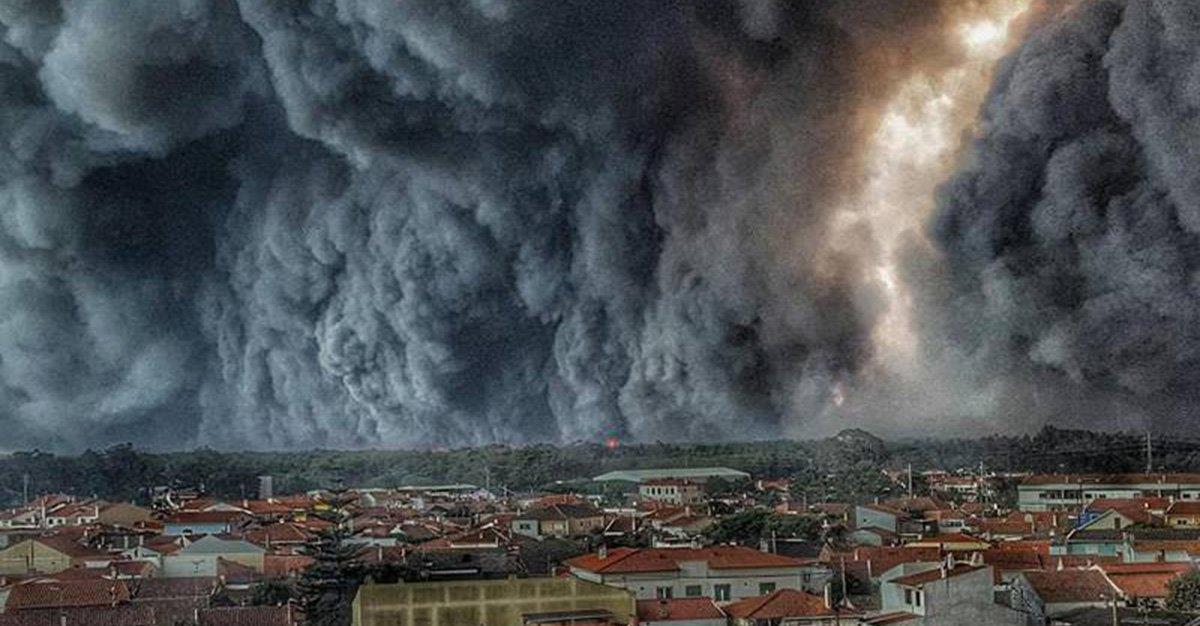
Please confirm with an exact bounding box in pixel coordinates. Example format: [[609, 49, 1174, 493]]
[[714, 585, 731, 602], [915, 591, 922, 607], [656, 587, 673, 599], [685, 585, 702, 597], [904, 589, 913, 604], [759, 583, 776, 595]]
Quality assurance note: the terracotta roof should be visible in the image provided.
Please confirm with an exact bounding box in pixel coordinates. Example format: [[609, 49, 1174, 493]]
[[0, 605, 155, 626], [975, 520, 1037, 537], [830, 546, 943, 577], [263, 555, 313, 578], [724, 589, 856, 619], [130, 577, 219, 600], [635, 598, 724, 621], [243, 523, 311, 546], [566, 546, 803, 574], [1085, 502, 1157, 526], [217, 558, 262, 585], [1167, 501, 1200, 516], [890, 565, 987, 588], [908, 533, 989, 546], [1102, 563, 1194, 599], [32, 536, 109, 560], [164, 511, 246, 525], [1021, 570, 1115, 603], [881, 497, 950, 514], [5, 579, 131, 610]]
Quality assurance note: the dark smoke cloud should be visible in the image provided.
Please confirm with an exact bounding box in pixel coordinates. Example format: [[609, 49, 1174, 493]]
[[921, 0, 1200, 431], [1, 0, 1148, 450]]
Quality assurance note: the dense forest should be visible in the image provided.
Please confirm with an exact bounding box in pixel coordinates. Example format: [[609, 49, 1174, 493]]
[[2, 427, 1199, 507]]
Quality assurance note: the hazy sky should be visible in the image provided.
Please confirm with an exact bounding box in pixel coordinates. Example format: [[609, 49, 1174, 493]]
[[0, 0, 1196, 451]]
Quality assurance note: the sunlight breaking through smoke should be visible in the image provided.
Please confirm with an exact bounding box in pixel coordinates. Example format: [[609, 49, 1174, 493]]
[[833, 1, 1032, 381]]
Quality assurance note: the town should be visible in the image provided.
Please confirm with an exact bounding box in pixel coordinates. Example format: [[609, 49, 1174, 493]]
[[4, 445, 1200, 626]]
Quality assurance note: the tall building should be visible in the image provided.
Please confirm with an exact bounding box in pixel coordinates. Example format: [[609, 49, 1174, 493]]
[[258, 475, 274, 500]]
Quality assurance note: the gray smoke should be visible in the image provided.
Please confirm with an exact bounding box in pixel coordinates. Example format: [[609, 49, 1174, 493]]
[[919, 0, 1200, 432], [4, 0, 1190, 451]]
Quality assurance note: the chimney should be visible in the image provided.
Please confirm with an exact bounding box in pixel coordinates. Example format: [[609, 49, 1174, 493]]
[[824, 582, 834, 609], [598, 544, 608, 560]]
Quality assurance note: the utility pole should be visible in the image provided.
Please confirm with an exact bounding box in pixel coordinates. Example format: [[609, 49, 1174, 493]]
[[22, 473, 29, 505], [907, 464, 913, 498]]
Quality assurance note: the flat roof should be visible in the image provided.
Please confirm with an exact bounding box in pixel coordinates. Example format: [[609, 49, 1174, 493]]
[[592, 467, 749, 483]]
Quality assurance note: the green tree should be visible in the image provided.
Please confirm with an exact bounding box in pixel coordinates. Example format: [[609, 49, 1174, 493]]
[[1167, 571, 1200, 613]]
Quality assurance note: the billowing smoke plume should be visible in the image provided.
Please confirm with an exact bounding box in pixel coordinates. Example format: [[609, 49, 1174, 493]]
[[914, 0, 1200, 432], [2, 0, 1191, 450]]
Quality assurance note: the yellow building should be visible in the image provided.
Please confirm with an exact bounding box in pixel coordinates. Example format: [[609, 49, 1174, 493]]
[[0, 537, 103, 575], [353, 576, 636, 626]]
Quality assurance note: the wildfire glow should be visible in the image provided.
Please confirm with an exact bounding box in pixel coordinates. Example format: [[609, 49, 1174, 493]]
[[831, 1, 1031, 385]]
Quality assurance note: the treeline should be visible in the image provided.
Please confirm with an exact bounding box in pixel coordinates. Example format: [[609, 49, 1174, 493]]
[[0, 427, 1195, 507]]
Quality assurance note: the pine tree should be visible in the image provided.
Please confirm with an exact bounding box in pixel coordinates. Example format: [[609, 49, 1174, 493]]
[[297, 485, 363, 626]]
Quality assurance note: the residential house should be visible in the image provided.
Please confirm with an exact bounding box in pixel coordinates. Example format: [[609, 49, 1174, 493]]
[[162, 536, 265, 578], [1101, 562, 1194, 607], [566, 546, 827, 601], [635, 598, 726, 626], [1165, 501, 1200, 527], [640, 480, 705, 507], [1008, 569, 1116, 622], [879, 563, 1024, 625], [0, 536, 110, 575], [511, 504, 605, 539], [44, 502, 100, 528], [97, 503, 154, 528], [724, 588, 861, 626], [162, 511, 248, 536], [855, 505, 904, 534]]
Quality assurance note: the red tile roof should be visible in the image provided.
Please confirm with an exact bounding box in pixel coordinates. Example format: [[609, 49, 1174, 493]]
[[1102, 563, 1194, 599], [635, 598, 724, 621], [0, 605, 155, 626], [724, 589, 856, 620], [1021, 570, 1115, 603], [1167, 501, 1200, 516], [164, 511, 247, 525], [890, 565, 987, 588], [263, 555, 314, 578], [5, 580, 131, 611], [566, 546, 803, 574], [243, 523, 312, 547]]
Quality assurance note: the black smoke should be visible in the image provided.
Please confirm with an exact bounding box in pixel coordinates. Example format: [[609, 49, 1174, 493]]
[[919, 0, 1200, 431]]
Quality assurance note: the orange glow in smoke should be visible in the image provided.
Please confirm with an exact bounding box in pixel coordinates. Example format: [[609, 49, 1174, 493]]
[[832, 1, 1031, 379]]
